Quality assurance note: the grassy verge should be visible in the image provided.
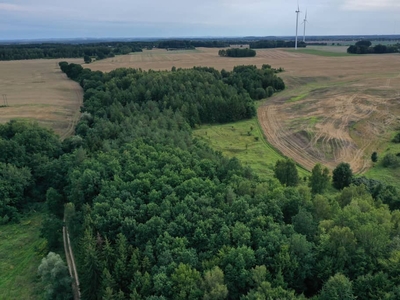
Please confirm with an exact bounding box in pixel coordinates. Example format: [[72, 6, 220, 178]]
[[193, 117, 310, 180], [0, 211, 47, 300]]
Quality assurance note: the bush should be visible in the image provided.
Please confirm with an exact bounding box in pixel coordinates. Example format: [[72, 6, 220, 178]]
[[392, 133, 400, 143], [382, 153, 400, 168], [38, 252, 72, 300], [371, 152, 378, 163]]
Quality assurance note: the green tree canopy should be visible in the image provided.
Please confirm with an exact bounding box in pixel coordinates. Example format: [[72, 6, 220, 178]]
[[332, 163, 353, 190], [274, 158, 299, 187]]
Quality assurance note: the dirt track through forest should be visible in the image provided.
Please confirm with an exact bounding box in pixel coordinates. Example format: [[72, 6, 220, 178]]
[[89, 47, 400, 173]]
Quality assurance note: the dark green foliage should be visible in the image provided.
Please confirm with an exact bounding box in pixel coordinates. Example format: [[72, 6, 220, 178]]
[[393, 133, 400, 143], [382, 153, 400, 168], [59, 63, 284, 128], [222, 65, 285, 99], [40, 216, 63, 250], [83, 55, 92, 64], [274, 158, 299, 187], [309, 163, 330, 194], [0, 120, 62, 222], [347, 40, 399, 54], [356, 40, 372, 47], [0, 163, 31, 223], [0, 42, 143, 61], [250, 40, 306, 48], [371, 151, 378, 162], [218, 48, 256, 57], [332, 163, 353, 190]]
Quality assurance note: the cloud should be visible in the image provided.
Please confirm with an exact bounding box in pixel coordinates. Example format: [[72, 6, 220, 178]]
[[341, 0, 400, 11], [0, 3, 30, 12]]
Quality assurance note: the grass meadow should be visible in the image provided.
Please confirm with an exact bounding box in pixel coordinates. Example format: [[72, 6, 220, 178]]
[[193, 116, 310, 180], [0, 211, 47, 299]]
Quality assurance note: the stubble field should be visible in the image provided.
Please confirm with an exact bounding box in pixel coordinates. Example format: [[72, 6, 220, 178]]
[[0, 59, 83, 138], [88, 47, 400, 175]]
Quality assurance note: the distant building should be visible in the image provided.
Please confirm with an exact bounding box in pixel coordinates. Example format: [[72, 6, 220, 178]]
[[229, 44, 250, 49]]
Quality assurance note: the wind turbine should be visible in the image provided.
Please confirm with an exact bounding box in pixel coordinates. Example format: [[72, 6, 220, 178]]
[[295, 3, 301, 49], [302, 10, 308, 43]]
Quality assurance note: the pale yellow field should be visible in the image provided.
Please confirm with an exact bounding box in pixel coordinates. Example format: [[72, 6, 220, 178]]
[[0, 59, 83, 138], [87, 47, 400, 173]]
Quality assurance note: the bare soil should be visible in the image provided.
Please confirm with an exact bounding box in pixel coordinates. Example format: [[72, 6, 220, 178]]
[[88, 48, 400, 173], [0, 59, 83, 138]]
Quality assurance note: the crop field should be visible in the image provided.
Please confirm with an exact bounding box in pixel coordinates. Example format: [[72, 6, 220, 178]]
[[0, 59, 83, 138], [88, 47, 400, 177]]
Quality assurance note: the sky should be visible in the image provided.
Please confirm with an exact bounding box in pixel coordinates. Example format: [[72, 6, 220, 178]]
[[1, 0, 400, 40]]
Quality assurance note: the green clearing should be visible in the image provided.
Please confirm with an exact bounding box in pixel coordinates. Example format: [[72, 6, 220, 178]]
[[287, 48, 353, 57], [193, 117, 310, 180], [0, 211, 47, 300]]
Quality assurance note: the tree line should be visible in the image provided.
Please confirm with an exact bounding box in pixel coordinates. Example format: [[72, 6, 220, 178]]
[[0, 43, 144, 62], [249, 40, 307, 49], [0, 39, 308, 61], [218, 49, 257, 58], [347, 40, 399, 54]]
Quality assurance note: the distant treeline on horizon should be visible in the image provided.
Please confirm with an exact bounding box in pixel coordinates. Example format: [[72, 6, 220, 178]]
[[0, 39, 307, 61], [2, 36, 400, 61]]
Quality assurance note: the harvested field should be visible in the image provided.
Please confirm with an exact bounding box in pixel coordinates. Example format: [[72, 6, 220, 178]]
[[0, 59, 83, 138], [87, 47, 400, 174]]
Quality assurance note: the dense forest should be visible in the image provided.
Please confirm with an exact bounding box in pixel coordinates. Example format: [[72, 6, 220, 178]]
[[347, 40, 399, 54], [3, 59, 400, 299], [218, 49, 257, 58]]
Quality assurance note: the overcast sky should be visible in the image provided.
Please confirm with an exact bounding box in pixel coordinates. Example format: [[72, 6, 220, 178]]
[[1, 0, 399, 40]]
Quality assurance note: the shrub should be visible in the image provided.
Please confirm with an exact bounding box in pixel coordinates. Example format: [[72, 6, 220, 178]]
[[382, 153, 400, 168]]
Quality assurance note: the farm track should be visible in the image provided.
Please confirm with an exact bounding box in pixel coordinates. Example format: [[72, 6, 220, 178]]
[[63, 220, 81, 300]]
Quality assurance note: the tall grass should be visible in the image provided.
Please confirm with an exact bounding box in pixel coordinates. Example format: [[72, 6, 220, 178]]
[[0, 211, 47, 299]]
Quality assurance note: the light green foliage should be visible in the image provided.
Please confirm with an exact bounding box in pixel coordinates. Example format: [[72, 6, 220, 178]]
[[319, 273, 355, 300], [37, 252, 72, 300], [202, 267, 228, 300], [171, 263, 202, 300]]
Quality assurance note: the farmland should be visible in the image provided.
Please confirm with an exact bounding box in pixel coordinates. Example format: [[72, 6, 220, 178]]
[[0, 59, 83, 138], [87, 46, 400, 176]]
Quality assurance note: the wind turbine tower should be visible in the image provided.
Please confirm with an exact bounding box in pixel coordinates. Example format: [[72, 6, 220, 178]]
[[295, 4, 301, 49], [303, 10, 308, 43]]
